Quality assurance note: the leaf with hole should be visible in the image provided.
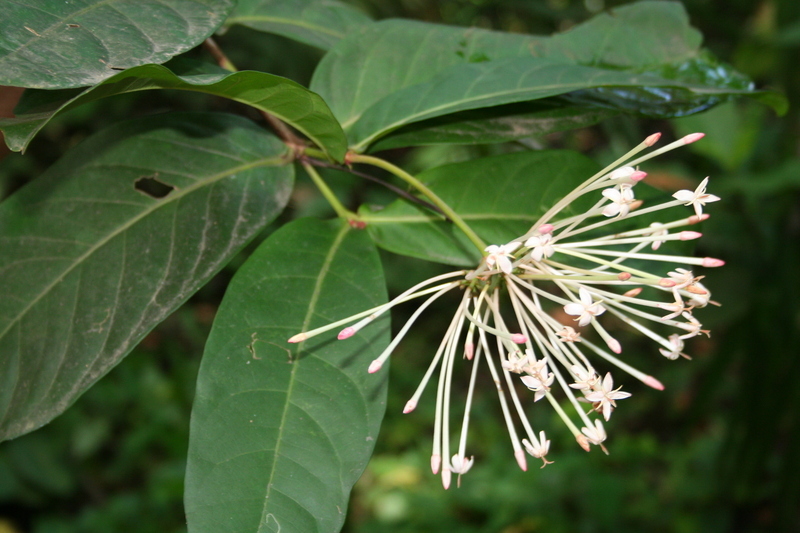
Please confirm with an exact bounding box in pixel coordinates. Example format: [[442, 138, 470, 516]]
[[223, 0, 372, 50], [0, 112, 294, 441], [361, 150, 602, 266], [185, 217, 389, 533], [0, 0, 235, 89], [0, 61, 347, 161]]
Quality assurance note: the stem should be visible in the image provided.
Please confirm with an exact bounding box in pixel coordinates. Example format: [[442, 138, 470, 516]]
[[348, 153, 487, 253], [301, 161, 359, 221], [201, 38, 305, 150]]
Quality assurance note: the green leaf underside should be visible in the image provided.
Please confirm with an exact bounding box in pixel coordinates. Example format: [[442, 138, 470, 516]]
[[362, 150, 602, 266], [311, 2, 776, 150], [185, 218, 389, 533], [369, 102, 618, 151], [224, 0, 372, 50], [0, 112, 294, 441], [0, 0, 235, 89], [0, 63, 348, 162]]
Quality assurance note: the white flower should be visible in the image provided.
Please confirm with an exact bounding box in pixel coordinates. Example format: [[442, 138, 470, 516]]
[[583, 372, 632, 421], [522, 431, 553, 468], [569, 365, 599, 391], [564, 288, 605, 327], [484, 242, 521, 273], [659, 334, 688, 360], [289, 132, 722, 480], [520, 359, 554, 401], [580, 419, 608, 454], [673, 177, 720, 217], [602, 185, 636, 217], [648, 222, 668, 250], [524, 232, 554, 261], [450, 453, 474, 474]]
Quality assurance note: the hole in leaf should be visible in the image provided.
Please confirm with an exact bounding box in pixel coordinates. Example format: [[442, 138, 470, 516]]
[[134, 175, 175, 199]]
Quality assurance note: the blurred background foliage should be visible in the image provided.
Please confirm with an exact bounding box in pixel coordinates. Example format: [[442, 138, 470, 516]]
[[1, 0, 798, 532]]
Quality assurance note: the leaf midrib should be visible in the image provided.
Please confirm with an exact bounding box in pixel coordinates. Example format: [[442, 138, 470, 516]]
[[258, 222, 350, 529], [0, 155, 285, 345]]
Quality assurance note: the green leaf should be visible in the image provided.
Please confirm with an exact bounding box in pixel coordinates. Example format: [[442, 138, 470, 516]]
[[361, 150, 601, 266], [369, 102, 617, 151], [0, 62, 348, 162], [311, 2, 780, 151], [0, 112, 294, 441], [0, 0, 235, 89], [346, 57, 754, 151], [224, 0, 372, 50], [185, 218, 388, 533]]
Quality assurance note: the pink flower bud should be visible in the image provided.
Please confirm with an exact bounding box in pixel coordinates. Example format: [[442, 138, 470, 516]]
[[403, 400, 417, 413], [641, 375, 665, 390], [702, 257, 725, 267], [679, 231, 702, 240], [368, 360, 383, 373], [511, 333, 527, 344], [644, 132, 662, 146], [682, 132, 705, 144], [515, 449, 528, 471], [338, 327, 356, 340]]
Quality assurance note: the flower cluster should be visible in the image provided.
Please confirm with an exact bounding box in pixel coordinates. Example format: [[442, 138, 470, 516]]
[[289, 132, 722, 489]]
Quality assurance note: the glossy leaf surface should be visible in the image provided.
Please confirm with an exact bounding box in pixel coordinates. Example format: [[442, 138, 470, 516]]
[[185, 218, 388, 533], [0, 62, 348, 161], [311, 2, 782, 150], [224, 0, 372, 50], [0, 0, 235, 88], [0, 112, 294, 440]]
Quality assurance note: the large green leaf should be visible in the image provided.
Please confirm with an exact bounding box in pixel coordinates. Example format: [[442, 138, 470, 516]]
[[185, 218, 388, 533], [345, 57, 756, 151], [361, 150, 601, 266], [311, 2, 782, 151], [0, 0, 235, 89], [0, 112, 294, 441], [0, 62, 348, 161], [223, 0, 372, 50]]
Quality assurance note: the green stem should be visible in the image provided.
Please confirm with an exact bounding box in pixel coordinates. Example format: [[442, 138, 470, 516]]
[[301, 161, 359, 221], [348, 153, 487, 253]]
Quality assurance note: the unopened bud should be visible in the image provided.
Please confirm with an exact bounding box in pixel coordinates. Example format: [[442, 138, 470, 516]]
[[702, 257, 725, 267], [623, 287, 643, 297], [538, 223, 554, 234], [688, 213, 710, 224], [576, 434, 591, 452], [682, 132, 705, 144], [403, 400, 417, 413], [368, 360, 383, 373], [679, 231, 702, 240], [606, 338, 622, 354], [464, 341, 474, 360], [617, 272, 632, 281], [511, 333, 527, 344], [686, 285, 708, 295], [659, 278, 677, 288], [287, 333, 307, 344], [515, 449, 528, 471], [642, 375, 665, 390], [431, 454, 441, 474], [630, 170, 647, 182], [338, 327, 356, 340], [441, 468, 452, 490], [644, 132, 662, 146]]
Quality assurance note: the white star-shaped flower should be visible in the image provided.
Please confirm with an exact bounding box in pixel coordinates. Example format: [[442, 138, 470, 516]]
[[522, 432, 553, 468], [484, 242, 521, 274], [564, 288, 605, 327], [672, 177, 720, 217], [583, 372, 632, 421], [601, 185, 636, 217], [581, 419, 607, 446], [520, 359, 554, 401], [524, 232, 555, 262]]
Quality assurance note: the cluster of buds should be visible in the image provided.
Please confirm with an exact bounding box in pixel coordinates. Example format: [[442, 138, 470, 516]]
[[289, 132, 721, 489]]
